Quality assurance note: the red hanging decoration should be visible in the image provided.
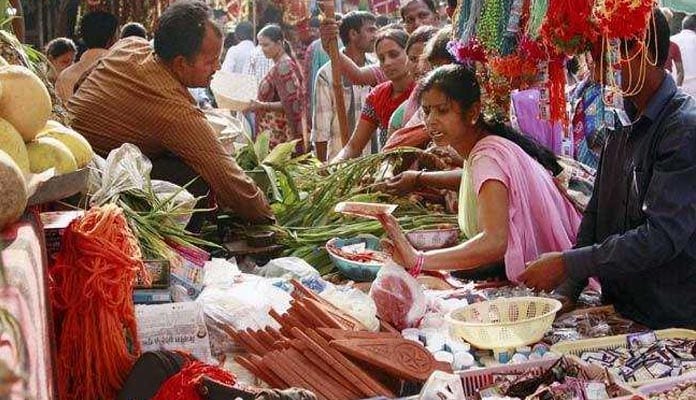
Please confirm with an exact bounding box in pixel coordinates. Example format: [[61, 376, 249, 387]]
[[518, 36, 547, 64], [489, 54, 539, 88], [540, 0, 598, 55], [596, 0, 655, 40], [152, 361, 236, 400], [547, 56, 569, 127]]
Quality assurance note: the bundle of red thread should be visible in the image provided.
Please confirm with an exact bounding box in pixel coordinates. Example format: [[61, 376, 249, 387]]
[[51, 204, 146, 400]]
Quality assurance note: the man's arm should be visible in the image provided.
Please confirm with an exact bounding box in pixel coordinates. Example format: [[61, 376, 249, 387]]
[[319, 18, 386, 86], [564, 125, 696, 282], [160, 109, 274, 224]]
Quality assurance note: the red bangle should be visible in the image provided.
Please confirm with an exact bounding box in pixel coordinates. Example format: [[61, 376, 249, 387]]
[[409, 252, 425, 277]]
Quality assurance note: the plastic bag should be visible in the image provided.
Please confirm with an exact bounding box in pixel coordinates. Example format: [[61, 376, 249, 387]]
[[369, 260, 427, 331], [255, 257, 321, 281], [88, 144, 196, 226], [320, 283, 379, 332], [419, 290, 469, 330], [197, 274, 292, 356], [197, 274, 291, 332], [89, 143, 152, 204]]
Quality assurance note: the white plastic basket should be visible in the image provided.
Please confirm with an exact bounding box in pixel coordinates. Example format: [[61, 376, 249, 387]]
[[210, 71, 258, 111], [446, 297, 562, 350]]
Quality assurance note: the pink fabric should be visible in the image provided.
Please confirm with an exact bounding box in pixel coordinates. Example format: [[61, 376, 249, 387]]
[[470, 136, 582, 282]]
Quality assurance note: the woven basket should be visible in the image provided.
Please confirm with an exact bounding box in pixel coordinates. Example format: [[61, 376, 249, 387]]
[[446, 297, 562, 350], [210, 71, 258, 111]]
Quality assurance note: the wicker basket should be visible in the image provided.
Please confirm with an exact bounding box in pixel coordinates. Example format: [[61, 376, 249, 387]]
[[210, 71, 257, 111], [446, 297, 562, 350]]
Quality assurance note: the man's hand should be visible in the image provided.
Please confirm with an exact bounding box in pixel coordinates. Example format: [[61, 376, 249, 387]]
[[519, 252, 567, 291], [318, 17, 339, 51]]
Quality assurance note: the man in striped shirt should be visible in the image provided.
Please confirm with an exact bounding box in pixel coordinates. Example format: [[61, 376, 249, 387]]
[[68, 0, 273, 226]]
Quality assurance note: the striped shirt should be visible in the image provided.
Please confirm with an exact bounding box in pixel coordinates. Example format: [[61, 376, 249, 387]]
[[55, 48, 109, 103], [67, 37, 273, 223]]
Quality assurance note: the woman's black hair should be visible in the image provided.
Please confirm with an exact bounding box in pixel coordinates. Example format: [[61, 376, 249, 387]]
[[424, 25, 456, 65], [258, 23, 297, 63], [375, 28, 410, 51], [406, 25, 437, 54], [420, 64, 563, 176]]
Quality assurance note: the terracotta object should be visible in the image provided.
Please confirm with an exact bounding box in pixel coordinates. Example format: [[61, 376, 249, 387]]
[[317, 328, 401, 341], [304, 328, 395, 397], [235, 355, 286, 389], [289, 328, 380, 397], [331, 338, 451, 382]]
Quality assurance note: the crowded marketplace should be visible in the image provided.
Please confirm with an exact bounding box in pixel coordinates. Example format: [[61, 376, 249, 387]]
[[0, 0, 695, 398]]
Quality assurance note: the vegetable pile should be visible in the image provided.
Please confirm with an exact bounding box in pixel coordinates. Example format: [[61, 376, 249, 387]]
[[229, 136, 459, 274]]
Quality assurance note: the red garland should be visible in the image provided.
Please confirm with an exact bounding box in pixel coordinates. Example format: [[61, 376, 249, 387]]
[[548, 57, 569, 127], [152, 361, 236, 400], [489, 55, 539, 87], [597, 0, 655, 40], [540, 0, 598, 55], [518, 36, 547, 64]]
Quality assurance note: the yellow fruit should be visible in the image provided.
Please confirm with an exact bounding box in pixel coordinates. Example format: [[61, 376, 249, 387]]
[[0, 65, 52, 141], [0, 149, 27, 229], [26, 137, 77, 174], [37, 126, 93, 168], [0, 117, 29, 173], [42, 120, 65, 132]]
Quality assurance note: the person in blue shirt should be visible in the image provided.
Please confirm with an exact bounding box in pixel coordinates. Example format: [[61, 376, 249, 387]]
[[521, 8, 696, 329]]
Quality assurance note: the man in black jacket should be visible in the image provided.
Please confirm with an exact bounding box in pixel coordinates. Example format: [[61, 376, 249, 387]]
[[521, 8, 696, 329]]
